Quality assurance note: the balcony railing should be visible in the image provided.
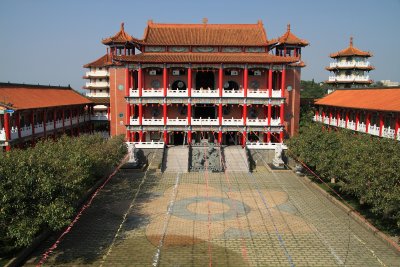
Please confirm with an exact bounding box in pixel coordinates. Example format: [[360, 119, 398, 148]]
[[0, 115, 90, 141], [192, 88, 219, 97], [328, 75, 370, 82], [329, 61, 371, 68], [86, 92, 110, 97], [167, 117, 188, 125], [91, 114, 109, 121], [85, 70, 109, 77], [192, 117, 219, 126], [222, 89, 244, 98], [85, 81, 110, 88], [143, 89, 163, 97]]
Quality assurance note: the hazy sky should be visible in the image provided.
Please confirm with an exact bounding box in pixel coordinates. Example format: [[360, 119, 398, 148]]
[[0, 0, 399, 92]]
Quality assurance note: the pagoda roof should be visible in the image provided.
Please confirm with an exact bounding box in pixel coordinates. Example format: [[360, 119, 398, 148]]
[[330, 37, 372, 58], [315, 87, 400, 112], [137, 19, 269, 46], [83, 54, 113, 68], [87, 97, 110, 105], [114, 52, 299, 64], [102, 22, 142, 45], [0, 83, 92, 110], [268, 24, 309, 46]]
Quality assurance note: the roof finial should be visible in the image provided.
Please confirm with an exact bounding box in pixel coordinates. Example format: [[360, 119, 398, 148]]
[[350, 36, 353, 47], [202, 17, 208, 25], [287, 23, 291, 32], [121, 22, 125, 31]]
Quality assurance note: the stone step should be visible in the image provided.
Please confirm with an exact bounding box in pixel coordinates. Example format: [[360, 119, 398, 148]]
[[164, 146, 189, 173], [223, 146, 249, 172]]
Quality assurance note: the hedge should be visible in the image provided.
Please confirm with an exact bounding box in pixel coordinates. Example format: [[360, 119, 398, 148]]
[[0, 134, 127, 253]]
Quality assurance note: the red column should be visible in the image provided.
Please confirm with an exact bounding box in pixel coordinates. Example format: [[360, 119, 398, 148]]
[[355, 111, 359, 131], [138, 65, 143, 97], [218, 130, 222, 144], [126, 130, 130, 141], [329, 109, 332, 125], [242, 131, 247, 148], [131, 131, 136, 142], [315, 110, 319, 121], [4, 113, 11, 151], [219, 65, 223, 97], [16, 111, 21, 139], [188, 130, 192, 144], [394, 116, 399, 140], [268, 69, 272, 97], [138, 103, 143, 125], [130, 70, 134, 90], [365, 112, 370, 133], [70, 108, 73, 134], [107, 106, 110, 121], [336, 109, 340, 127], [243, 104, 247, 125], [322, 110, 326, 122], [139, 130, 143, 142], [243, 66, 248, 97], [379, 113, 384, 137], [163, 65, 168, 97], [126, 103, 131, 125], [163, 103, 167, 125], [125, 68, 130, 97], [218, 104, 223, 125], [281, 67, 286, 97], [31, 110, 35, 144], [345, 111, 349, 128], [280, 102, 284, 125], [188, 66, 192, 97], [187, 103, 191, 125], [279, 131, 284, 143], [62, 109, 65, 133], [43, 109, 47, 138], [163, 130, 168, 145]]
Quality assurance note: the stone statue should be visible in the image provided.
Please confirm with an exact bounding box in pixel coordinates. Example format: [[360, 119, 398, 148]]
[[127, 143, 139, 168], [272, 144, 285, 168]]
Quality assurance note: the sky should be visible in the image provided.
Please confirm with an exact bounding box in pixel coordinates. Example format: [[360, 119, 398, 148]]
[[0, 0, 399, 92]]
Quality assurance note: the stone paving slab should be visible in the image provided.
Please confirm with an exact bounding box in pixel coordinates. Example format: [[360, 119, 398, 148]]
[[25, 159, 399, 266]]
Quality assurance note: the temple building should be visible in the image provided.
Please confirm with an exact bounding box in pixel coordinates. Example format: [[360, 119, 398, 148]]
[[0, 83, 93, 151], [314, 87, 400, 141], [84, 20, 308, 146], [326, 37, 374, 89]]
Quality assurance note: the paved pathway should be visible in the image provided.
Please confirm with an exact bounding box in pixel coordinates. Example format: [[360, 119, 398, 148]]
[[25, 157, 400, 266]]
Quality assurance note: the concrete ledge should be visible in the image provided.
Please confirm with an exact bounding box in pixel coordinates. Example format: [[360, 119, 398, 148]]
[[298, 174, 400, 254]]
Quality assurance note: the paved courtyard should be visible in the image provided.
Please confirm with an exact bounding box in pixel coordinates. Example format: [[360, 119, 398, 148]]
[[25, 156, 400, 266]]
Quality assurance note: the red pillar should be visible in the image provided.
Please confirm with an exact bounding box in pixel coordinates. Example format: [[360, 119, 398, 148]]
[[43, 109, 47, 138], [70, 108, 73, 134], [163, 65, 168, 97], [125, 68, 130, 97], [242, 131, 247, 148], [281, 67, 286, 97], [188, 130, 192, 144], [268, 68, 273, 97], [131, 131, 136, 142], [130, 70, 134, 89], [218, 104, 223, 125], [187, 103, 191, 125], [329, 109, 332, 125], [107, 106, 111, 121], [139, 130, 143, 142], [163, 103, 167, 125], [126, 130, 130, 141], [16, 111, 21, 139], [279, 131, 284, 143], [188, 66, 192, 97], [315, 110, 319, 121], [322, 110, 326, 122], [4, 113, 11, 151], [243, 104, 247, 125], [365, 112, 370, 133], [126, 103, 131, 125], [219, 65, 223, 97], [243, 66, 248, 97], [138, 103, 143, 125], [394, 116, 399, 140], [31, 110, 35, 144], [163, 130, 168, 145], [138, 65, 143, 97], [355, 111, 359, 131], [218, 130, 222, 144], [336, 109, 340, 127], [345, 111, 349, 128], [280, 102, 284, 125], [379, 113, 384, 137]]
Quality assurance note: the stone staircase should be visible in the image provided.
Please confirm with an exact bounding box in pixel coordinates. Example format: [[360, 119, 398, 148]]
[[163, 146, 189, 173], [222, 146, 249, 172]]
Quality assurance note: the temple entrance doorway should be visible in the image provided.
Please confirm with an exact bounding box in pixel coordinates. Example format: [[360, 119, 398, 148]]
[[195, 71, 215, 90], [225, 131, 238, 146], [172, 131, 185, 145]]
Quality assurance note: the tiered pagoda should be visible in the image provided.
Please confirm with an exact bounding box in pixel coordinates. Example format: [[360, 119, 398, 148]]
[[84, 20, 308, 146], [326, 37, 374, 89]]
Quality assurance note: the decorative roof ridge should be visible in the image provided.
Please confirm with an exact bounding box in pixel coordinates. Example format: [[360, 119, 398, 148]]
[[146, 21, 266, 28], [83, 53, 113, 68], [330, 37, 372, 58], [0, 82, 72, 90], [269, 23, 308, 46]]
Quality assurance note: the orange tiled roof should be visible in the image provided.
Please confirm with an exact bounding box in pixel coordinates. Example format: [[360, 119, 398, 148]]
[[330, 37, 371, 58], [141, 20, 268, 46], [115, 52, 299, 64], [269, 24, 309, 46], [0, 83, 92, 110], [102, 22, 141, 45], [315, 88, 400, 112], [83, 54, 113, 68]]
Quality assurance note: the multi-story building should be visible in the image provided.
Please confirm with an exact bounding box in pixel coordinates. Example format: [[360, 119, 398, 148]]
[[313, 87, 400, 141], [0, 82, 92, 151], [326, 37, 374, 89], [86, 20, 308, 146]]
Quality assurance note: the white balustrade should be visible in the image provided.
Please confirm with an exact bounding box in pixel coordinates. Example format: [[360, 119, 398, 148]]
[[46, 121, 54, 131], [382, 127, 395, 139], [85, 81, 110, 88], [21, 125, 32, 137], [271, 118, 281, 126], [167, 89, 187, 97], [142, 117, 163, 126], [0, 129, 5, 141], [91, 114, 109, 121], [128, 141, 164, 149], [56, 120, 63, 128], [65, 118, 71, 127], [247, 118, 268, 126], [323, 116, 330, 124], [368, 125, 380, 136], [222, 89, 244, 98], [331, 118, 337, 126], [192, 88, 219, 97], [248, 89, 268, 98], [72, 117, 78, 124], [192, 117, 219, 126], [85, 70, 109, 77], [167, 117, 188, 125], [348, 121, 356, 130], [272, 89, 282, 98], [86, 92, 110, 97], [130, 88, 139, 97], [35, 123, 44, 134], [358, 122, 366, 133], [339, 119, 346, 128], [143, 88, 163, 97], [329, 61, 370, 68], [246, 142, 288, 150], [328, 75, 370, 82], [223, 118, 243, 126]]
